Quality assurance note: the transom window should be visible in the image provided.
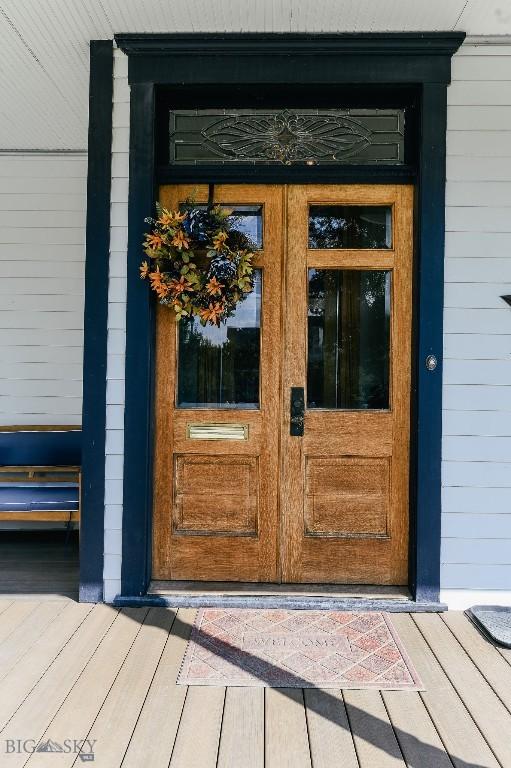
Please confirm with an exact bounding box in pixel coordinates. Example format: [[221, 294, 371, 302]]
[[169, 108, 405, 166]]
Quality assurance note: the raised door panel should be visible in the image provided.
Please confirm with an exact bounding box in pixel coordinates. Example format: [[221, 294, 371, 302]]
[[173, 455, 258, 536], [304, 456, 390, 538]]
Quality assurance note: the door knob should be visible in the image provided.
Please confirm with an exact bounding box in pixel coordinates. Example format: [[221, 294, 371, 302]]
[[290, 387, 305, 436]]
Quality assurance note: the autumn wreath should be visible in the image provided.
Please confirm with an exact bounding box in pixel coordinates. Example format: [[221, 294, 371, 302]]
[[139, 202, 255, 326]]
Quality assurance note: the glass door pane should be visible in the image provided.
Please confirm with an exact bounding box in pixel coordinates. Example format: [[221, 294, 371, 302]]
[[307, 269, 391, 409], [182, 204, 263, 249], [309, 205, 392, 249], [177, 271, 262, 409]]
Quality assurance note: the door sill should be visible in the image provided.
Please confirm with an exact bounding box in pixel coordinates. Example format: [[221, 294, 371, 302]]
[[114, 584, 445, 612], [149, 580, 410, 600]]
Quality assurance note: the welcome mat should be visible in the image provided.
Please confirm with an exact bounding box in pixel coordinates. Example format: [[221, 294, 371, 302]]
[[177, 609, 423, 689]]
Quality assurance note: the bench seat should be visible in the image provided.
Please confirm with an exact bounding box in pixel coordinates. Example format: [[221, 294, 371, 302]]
[[0, 428, 81, 527], [0, 486, 79, 512]]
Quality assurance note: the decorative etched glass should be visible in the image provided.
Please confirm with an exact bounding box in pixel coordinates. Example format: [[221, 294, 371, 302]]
[[169, 109, 404, 165], [177, 271, 262, 409], [309, 206, 392, 249], [307, 269, 391, 410]]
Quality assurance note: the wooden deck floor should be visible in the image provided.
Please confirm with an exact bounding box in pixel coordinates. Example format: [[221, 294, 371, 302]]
[[0, 532, 78, 599], [0, 604, 509, 766]]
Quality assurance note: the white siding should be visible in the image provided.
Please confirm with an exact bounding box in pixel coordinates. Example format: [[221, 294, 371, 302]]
[[441, 43, 511, 609], [100, 42, 511, 606], [103, 49, 128, 603], [0, 153, 86, 425]]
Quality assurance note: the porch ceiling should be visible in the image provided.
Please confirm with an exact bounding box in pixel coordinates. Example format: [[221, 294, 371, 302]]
[[0, 0, 510, 152]]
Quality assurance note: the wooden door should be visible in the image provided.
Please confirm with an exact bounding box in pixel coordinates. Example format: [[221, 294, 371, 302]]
[[281, 185, 413, 584], [152, 185, 284, 581], [152, 183, 412, 585]]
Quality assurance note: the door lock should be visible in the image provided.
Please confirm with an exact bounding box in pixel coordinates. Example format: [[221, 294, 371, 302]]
[[425, 354, 438, 371], [290, 387, 305, 436]]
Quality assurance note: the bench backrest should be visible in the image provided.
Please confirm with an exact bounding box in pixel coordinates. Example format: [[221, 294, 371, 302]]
[[0, 428, 81, 467]]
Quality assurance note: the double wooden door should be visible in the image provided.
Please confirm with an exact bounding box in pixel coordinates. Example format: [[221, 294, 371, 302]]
[[153, 184, 412, 585]]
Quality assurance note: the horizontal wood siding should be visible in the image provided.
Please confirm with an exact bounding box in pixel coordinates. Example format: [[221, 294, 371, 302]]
[[103, 49, 129, 603], [0, 153, 86, 425], [442, 44, 511, 604]]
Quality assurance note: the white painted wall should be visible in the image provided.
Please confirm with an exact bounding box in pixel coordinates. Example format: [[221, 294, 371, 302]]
[[103, 48, 129, 603], [0, 153, 86, 426], [440, 43, 511, 609]]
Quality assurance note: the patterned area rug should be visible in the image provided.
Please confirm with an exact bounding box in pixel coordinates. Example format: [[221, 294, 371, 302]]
[[177, 609, 423, 689]]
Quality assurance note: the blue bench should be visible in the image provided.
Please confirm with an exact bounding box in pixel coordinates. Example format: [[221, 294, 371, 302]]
[[0, 427, 81, 527]]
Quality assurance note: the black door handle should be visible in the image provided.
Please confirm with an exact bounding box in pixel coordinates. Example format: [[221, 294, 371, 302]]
[[290, 387, 305, 436]]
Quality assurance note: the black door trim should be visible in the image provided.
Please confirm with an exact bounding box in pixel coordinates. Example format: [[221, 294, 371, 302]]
[[115, 32, 464, 601]]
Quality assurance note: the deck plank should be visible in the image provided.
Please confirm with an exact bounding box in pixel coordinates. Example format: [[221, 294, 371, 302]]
[[121, 607, 194, 768], [25, 607, 148, 767], [442, 611, 511, 713], [217, 687, 264, 768], [304, 688, 358, 768], [382, 691, 453, 768], [0, 604, 118, 767], [344, 690, 405, 767], [0, 601, 40, 646], [391, 614, 499, 768], [169, 686, 225, 768], [0, 601, 66, 681], [0, 602, 92, 732], [495, 639, 511, 667], [75, 608, 175, 767], [0, 600, 13, 616], [415, 613, 511, 767], [265, 688, 311, 768]]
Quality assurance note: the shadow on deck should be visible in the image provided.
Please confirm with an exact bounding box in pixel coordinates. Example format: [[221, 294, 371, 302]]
[[0, 530, 78, 599]]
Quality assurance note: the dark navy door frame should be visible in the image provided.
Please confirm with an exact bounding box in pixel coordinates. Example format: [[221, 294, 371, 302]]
[[112, 33, 464, 603], [80, 40, 113, 602]]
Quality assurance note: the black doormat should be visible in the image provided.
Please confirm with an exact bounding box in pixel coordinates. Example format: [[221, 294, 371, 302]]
[[466, 606, 511, 649]]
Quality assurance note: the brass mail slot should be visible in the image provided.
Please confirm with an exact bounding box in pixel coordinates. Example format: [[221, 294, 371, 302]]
[[186, 423, 249, 441]]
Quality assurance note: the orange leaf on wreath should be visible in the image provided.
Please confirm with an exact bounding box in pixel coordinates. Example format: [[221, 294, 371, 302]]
[[157, 208, 187, 228], [145, 233, 164, 250], [139, 261, 149, 279], [169, 276, 193, 295], [206, 276, 224, 296], [149, 268, 170, 298], [171, 230, 190, 250], [200, 302, 224, 325], [212, 231, 228, 251]]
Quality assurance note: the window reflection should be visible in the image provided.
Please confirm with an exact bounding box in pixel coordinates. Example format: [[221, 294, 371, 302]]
[[181, 204, 263, 249], [309, 206, 392, 249], [177, 272, 261, 409], [307, 269, 391, 409]]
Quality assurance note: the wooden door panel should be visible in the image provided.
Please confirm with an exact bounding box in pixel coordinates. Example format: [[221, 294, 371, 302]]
[[152, 184, 283, 582], [303, 412, 392, 455], [281, 185, 413, 585], [300, 539, 397, 584], [173, 455, 258, 535], [304, 456, 390, 538]]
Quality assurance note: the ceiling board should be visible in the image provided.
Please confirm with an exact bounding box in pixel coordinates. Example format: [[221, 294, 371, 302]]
[[0, 0, 509, 151]]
